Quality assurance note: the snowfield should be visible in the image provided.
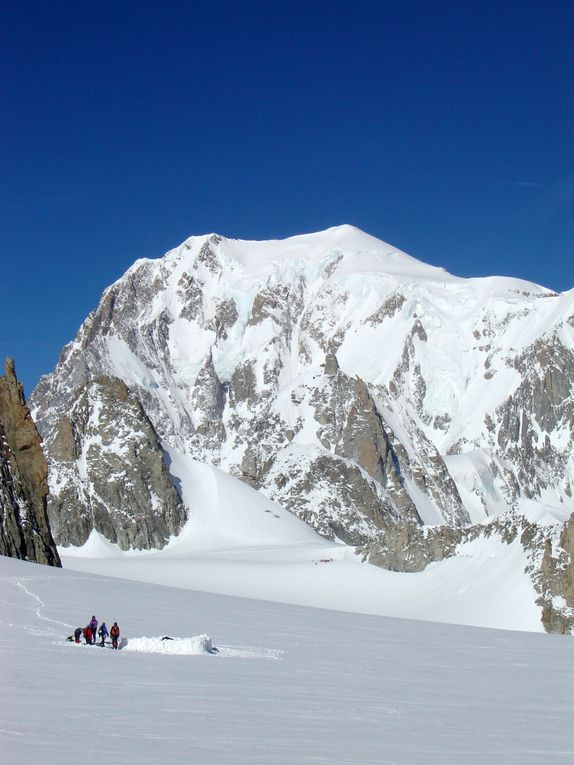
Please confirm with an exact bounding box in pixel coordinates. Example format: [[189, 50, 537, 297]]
[[2, 462, 573, 763], [2, 555, 574, 765]]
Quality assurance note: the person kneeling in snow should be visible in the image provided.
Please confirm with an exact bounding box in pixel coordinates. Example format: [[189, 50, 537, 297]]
[[98, 622, 109, 647], [74, 627, 83, 644], [110, 622, 120, 649], [83, 626, 93, 645]]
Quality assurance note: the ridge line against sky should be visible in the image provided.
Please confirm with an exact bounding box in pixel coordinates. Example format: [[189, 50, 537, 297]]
[[2, 0, 573, 394]]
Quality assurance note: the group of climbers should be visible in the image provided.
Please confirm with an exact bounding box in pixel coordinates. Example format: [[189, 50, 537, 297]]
[[72, 615, 121, 648]]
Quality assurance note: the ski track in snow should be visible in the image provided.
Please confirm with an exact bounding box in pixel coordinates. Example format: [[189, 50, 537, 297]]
[[9, 578, 74, 633], [215, 645, 283, 660]]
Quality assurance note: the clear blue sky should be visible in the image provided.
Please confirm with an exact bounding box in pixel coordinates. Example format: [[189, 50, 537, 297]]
[[2, 0, 574, 395]]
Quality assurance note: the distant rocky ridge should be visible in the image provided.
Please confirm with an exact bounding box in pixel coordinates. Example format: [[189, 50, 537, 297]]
[[0, 359, 60, 566], [29, 226, 574, 630]]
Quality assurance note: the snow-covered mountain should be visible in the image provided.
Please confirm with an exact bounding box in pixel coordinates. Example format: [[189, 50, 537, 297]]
[[30, 225, 574, 631]]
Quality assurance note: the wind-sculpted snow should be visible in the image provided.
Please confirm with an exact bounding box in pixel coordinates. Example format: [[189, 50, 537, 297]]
[[120, 634, 282, 659], [122, 634, 217, 654]]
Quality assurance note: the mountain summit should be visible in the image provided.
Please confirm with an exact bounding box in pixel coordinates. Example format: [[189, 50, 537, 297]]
[[30, 226, 574, 630]]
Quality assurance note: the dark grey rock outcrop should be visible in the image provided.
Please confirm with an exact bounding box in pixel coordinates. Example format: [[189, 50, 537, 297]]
[[494, 337, 574, 503], [0, 359, 60, 566], [537, 515, 574, 633], [44, 375, 186, 550], [360, 522, 462, 572]]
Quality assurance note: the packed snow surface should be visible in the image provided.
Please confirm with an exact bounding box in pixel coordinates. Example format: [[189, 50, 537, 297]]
[[2, 555, 574, 765]]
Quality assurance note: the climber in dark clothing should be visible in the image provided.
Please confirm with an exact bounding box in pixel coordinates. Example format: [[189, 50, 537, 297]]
[[110, 622, 120, 649]]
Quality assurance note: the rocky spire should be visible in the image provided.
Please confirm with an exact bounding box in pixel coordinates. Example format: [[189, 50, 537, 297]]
[[0, 358, 60, 565]]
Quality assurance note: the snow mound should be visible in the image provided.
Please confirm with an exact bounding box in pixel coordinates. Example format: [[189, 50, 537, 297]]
[[123, 634, 217, 655], [120, 634, 282, 660], [59, 528, 127, 558]]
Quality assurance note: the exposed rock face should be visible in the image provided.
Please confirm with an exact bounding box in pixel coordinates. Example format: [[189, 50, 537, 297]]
[[493, 339, 574, 504], [360, 522, 462, 572], [0, 359, 60, 565], [537, 515, 574, 633], [255, 359, 467, 543], [44, 375, 186, 550]]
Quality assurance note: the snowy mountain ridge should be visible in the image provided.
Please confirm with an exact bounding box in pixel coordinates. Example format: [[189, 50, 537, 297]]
[[30, 225, 574, 632]]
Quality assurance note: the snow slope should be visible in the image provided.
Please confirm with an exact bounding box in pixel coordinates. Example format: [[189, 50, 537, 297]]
[[2, 554, 573, 765], [59, 459, 543, 633]]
